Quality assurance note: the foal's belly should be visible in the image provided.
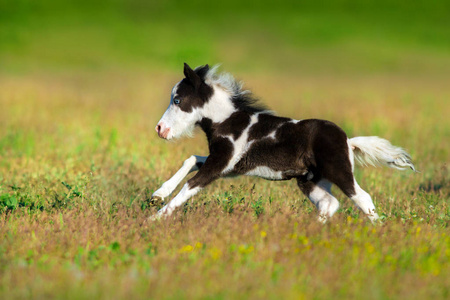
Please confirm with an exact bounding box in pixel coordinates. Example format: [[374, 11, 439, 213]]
[[244, 166, 285, 180]]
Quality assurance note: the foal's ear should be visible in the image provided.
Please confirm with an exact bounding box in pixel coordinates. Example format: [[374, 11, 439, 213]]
[[183, 63, 202, 89], [194, 64, 210, 80]]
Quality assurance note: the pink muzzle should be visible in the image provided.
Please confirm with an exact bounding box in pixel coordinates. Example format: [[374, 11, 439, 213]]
[[155, 122, 170, 139]]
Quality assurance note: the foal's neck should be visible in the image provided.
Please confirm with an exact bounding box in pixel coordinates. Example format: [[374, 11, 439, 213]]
[[201, 86, 236, 124], [198, 108, 254, 145]]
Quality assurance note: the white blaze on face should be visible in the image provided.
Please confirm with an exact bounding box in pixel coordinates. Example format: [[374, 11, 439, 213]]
[[156, 81, 237, 140], [157, 106, 200, 140], [156, 81, 200, 140]]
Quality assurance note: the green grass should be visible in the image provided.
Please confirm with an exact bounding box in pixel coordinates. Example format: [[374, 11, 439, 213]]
[[1, 0, 449, 299]]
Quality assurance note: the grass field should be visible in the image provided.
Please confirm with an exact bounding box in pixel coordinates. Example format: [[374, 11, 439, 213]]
[[1, 1, 449, 299]]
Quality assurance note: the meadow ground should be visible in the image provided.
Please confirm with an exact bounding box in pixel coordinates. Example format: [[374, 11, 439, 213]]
[[1, 1, 450, 299]]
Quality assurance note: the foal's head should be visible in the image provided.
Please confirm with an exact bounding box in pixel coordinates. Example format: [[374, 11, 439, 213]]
[[155, 63, 251, 140]]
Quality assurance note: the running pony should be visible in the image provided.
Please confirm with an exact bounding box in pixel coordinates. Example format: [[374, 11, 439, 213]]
[[151, 63, 415, 222]]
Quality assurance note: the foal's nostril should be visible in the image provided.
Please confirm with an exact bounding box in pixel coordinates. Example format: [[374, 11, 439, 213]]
[[156, 122, 169, 139]]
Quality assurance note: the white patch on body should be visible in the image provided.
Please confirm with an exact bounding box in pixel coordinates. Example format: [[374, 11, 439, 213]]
[[222, 114, 260, 174], [266, 130, 277, 140], [202, 86, 237, 123], [265, 118, 299, 141], [245, 166, 283, 180]]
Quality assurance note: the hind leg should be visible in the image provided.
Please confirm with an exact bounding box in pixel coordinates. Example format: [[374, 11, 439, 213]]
[[331, 173, 380, 223], [348, 179, 380, 223], [297, 179, 340, 223], [318, 142, 379, 223]]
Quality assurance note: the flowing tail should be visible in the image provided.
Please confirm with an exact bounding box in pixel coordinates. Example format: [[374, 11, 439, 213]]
[[349, 136, 416, 172]]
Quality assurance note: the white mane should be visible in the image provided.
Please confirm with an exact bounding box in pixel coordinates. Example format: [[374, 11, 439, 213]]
[[203, 65, 250, 98]]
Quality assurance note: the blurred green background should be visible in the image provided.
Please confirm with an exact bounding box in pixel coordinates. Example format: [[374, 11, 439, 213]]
[[1, 0, 450, 75]]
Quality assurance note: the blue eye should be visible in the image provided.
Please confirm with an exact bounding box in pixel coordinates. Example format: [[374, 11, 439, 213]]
[[173, 98, 181, 105]]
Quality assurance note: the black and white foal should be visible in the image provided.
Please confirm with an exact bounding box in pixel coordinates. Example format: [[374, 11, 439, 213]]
[[152, 63, 415, 223]]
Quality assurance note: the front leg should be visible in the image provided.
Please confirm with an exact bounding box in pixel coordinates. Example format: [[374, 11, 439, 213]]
[[151, 155, 207, 203], [150, 154, 226, 220], [151, 183, 202, 219]]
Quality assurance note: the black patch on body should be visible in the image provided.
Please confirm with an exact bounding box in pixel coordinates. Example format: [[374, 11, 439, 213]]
[[187, 136, 233, 189], [198, 118, 214, 143], [197, 108, 355, 196], [196, 111, 356, 196], [198, 111, 251, 141], [248, 113, 290, 141], [214, 111, 250, 140], [234, 118, 314, 180]]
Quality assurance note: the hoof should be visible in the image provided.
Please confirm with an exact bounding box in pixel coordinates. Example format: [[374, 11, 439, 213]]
[[149, 195, 165, 208], [148, 213, 163, 222], [367, 212, 380, 225], [318, 214, 328, 224], [148, 208, 170, 222]]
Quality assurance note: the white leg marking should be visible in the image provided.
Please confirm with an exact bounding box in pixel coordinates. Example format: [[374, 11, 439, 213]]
[[308, 180, 340, 223], [350, 179, 379, 223], [152, 155, 207, 199], [150, 183, 201, 220]]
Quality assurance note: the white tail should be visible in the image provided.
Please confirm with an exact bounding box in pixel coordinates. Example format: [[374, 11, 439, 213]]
[[349, 136, 416, 171]]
